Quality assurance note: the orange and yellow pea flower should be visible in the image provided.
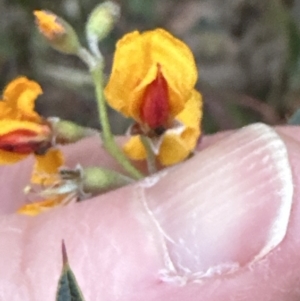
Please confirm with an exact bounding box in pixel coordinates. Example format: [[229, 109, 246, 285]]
[[0, 76, 55, 164], [0, 77, 79, 216], [104, 28, 202, 166], [0, 77, 67, 216]]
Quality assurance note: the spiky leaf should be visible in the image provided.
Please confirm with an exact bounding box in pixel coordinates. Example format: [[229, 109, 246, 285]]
[[56, 241, 86, 301]]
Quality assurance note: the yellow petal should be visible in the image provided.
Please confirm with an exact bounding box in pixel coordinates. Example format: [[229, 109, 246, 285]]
[[180, 127, 200, 153], [176, 89, 202, 129], [17, 197, 64, 216], [176, 89, 202, 151], [2, 76, 42, 122], [31, 148, 65, 185], [158, 133, 191, 166], [104, 28, 197, 121], [34, 10, 65, 40], [0, 119, 45, 136], [0, 150, 27, 164], [123, 135, 147, 160], [105, 31, 148, 118], [158, 90, 202, 166], [0, 102, 12, 119]]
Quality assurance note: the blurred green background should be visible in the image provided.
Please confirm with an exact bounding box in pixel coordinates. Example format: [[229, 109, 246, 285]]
[[2, 0, 300, 134]]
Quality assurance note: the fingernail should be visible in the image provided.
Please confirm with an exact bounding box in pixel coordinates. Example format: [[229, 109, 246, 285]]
[[140, 123, 293, 282]]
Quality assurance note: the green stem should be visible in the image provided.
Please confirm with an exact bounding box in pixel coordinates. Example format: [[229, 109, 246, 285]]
[[90, 66, 143, 180], [77, 47, 97, 68], [140, 136, 157, 174]]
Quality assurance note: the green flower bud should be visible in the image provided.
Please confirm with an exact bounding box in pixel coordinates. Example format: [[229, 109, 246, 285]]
[[82, 167, 134, 195], [86, 1, 120, 52], [48, 118, 98, 144]]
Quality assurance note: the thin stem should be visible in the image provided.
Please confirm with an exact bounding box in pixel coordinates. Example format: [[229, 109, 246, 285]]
[[91, 67, 143, 180], [140, 136, 157, 174], [77, 47, 98, 69], [87, 34, 103, 61]]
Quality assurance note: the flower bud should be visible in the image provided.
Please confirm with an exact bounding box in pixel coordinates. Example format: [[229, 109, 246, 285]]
[[86, 1, 120, 45], [48, 118, 98, 144], [82, 167, 134, 195], [34, 10, 81, 54]]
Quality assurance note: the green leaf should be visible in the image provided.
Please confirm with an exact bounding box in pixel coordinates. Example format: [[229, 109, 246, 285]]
[[56, 241, 86, 301], [288, 109, 300, 125]]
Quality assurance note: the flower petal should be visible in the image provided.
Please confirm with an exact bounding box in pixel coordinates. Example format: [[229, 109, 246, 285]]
[[0, 150, 27, 164], [176, 89, 202, 130], [158, 90, 202, 165], [176, 89, 202, 152], [0, 119, 50, 164], [158, 90, 202, 166], [158, 133, 191, 166], [2, 77, 42, 122], [130, 64, 158, 122], [0, 102, 12, 119], [104, 31, 147, 117], [34, 10, 65, 40], [17, 197, 64, 216], [0, 119, 46, 137], [31, 148, 65, 185], [139, 67, 169, 128], [123, 135, 147, 160]]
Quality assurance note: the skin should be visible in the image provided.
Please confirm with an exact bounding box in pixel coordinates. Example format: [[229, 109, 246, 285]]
[[0, 123, 300, 301]]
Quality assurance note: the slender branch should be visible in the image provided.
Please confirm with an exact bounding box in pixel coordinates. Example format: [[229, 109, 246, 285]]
[[87, 35, 104, 61], [91, 67, 143, 180], [77, 47, 98, 69]]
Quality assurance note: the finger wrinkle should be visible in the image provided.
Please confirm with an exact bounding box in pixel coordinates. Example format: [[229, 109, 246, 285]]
[[186, 124, 289, 195], [136, 186, 178, 273], [140, 123, 294, 285]]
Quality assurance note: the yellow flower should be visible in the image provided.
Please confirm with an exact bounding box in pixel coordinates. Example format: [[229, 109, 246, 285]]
[[0, 77, 77, 216], [0, 77, 53, 164], [104, 29, 203, 165]]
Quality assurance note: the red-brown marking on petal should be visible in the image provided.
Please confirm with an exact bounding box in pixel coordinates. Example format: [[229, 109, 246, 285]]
[[140, 67, 169, 129], [0, 129, 50, 154]]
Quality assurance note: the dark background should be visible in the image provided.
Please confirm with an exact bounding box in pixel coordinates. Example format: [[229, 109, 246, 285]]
[[2, 0, 300, 134]]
